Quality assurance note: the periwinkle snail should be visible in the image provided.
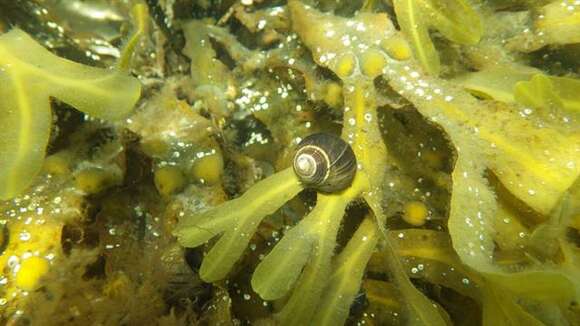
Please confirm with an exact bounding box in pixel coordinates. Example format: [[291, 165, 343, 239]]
[[293, 133, 357, 193]]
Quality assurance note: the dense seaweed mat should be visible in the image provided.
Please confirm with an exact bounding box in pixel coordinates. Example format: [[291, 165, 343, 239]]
[[0, 0, 578, 325]]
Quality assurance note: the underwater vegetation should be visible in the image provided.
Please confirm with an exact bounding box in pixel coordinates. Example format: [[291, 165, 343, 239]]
[[0, 0, 579, 325]]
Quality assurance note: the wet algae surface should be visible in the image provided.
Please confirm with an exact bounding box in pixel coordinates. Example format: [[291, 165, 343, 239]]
[[0, 0, 579, 325]]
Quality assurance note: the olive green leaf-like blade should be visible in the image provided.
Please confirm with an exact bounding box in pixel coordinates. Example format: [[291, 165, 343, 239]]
[[251, 217, 316, 300], [515, 74, 580, 117], [378, 236, 448, 326], [453, 64, 541, 103], [199, 219, 262, 282], [510, 1, 580, 52], [515, 74, 564, 111], [384, 61, 580, 325], [173, 200, 242, 248], [252, 194, 348, 302], [393, 0, 482, 75], [369, 230, 565, 326], [385, 62, 580, 257], [175, 168, 303, 282], [0, 29, 141, 199], [275, 195, 348, 325], [481, 285, 545, 326], [455, 66, 580, 119], [393, 0, 441, 75], [425, 0, 482, 45], [0, 72, 52, 199], [313, 217, 378, 326]]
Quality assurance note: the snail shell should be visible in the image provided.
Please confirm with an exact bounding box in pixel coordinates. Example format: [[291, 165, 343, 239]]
[[293, 133, 357, 193]]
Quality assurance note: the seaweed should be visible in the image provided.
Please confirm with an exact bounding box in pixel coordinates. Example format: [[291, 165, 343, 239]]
[[507, 0, 580, 52], [515, 74, 580, 118], [0, 13, 143, 199], [455, 64, 580, 121], [368, 230, 549, 325], [312, 216, 378, 325], [392, 0, 482, 75], [176, 0, 580, 324], [2, 0, 580, 324], [174, 1, 441, 324]]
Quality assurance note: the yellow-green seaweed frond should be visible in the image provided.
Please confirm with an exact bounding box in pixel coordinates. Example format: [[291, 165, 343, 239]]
[[174, 168, 302, 281], [393, 0, 483, 75], [0, 29, 141, 199]]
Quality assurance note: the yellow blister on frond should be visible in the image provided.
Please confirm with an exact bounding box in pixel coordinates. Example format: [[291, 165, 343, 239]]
[[0, 29, 141, 199], [288, 0, 396, 79], [393, 0, 482, 75]]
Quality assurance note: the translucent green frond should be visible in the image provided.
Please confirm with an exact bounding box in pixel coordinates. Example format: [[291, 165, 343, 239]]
[[252, 195, 346, 304], [386, 61, 580, 228], [370, 230, 570, 326], [251, 194, 351, 322], [515, 74, 580, 117], [117, 4, 149, 71], [175, 168, 302, 281], [275, 195, 348, 325], [313, 217, 378, 326], [393, 0, 482, 75], [0, 29, 141, 199], [380, 236, 448, 326], [453, 65, 541, 103], [456, 65, 580, 121], [251, 217, 317, 300]]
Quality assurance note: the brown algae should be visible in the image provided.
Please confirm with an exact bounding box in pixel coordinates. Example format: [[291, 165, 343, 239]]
[[0, 0, 579, 325]]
